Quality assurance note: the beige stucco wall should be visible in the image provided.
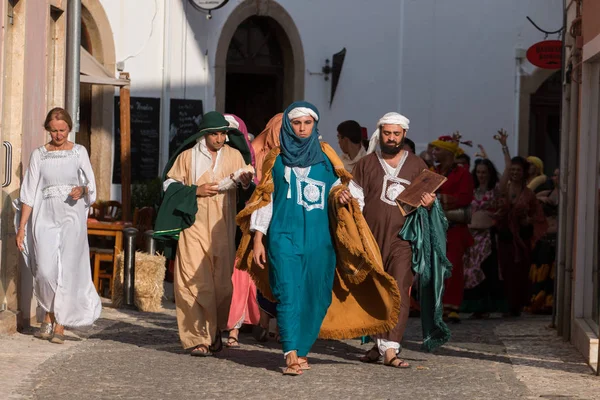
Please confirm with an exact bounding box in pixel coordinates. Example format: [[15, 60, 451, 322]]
[[0, 0, 67, 330]]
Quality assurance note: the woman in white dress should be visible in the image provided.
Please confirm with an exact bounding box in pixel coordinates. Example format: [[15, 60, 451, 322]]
[[16, 107, 101, 343]]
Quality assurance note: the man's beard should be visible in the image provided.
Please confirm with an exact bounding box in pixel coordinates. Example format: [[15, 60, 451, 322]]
[[380, 137, 404, 155]]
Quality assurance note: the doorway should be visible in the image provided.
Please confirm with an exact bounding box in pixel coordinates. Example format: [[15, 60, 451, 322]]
[[225, 16, 285, 134], [528, 71, 562, 174]]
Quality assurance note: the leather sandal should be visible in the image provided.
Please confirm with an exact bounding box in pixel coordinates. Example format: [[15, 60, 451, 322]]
[[384, 356, 410, 369], [282, 362, 303, 376], [298, 357, 311, 370], [225, 337, 240, 348], [190, 344, 213, 357], [359, 347, 381, 363], [34, 322, 53, 340], [50, 333, 66, 344]]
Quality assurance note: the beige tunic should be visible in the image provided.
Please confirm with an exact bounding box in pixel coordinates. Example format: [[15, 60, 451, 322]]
[[167, 144, 246, 349]]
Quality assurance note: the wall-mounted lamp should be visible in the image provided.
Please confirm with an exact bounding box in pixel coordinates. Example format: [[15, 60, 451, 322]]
[[307, 49, 347, 107], [308, 59, 332, 81], [322, 59, 332, 81]]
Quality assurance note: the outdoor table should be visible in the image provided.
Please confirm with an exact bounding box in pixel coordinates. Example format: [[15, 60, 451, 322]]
[[87, 219, 132, 279]]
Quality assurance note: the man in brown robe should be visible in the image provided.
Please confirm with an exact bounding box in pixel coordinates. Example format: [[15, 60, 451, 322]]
[[160, 111, 253, 356], [344, 112, 434, 368]]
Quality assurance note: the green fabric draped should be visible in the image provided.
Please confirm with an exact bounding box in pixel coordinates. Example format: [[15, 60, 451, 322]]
[[153, 182, 198, 260], [400, 200, 452, 352]]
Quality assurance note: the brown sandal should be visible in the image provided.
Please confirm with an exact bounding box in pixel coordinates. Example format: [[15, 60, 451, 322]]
[[384, 356, 410, 369], [359, 347, 380, 363], [190, 344, 213, 357], [225, 337, 240, 348], [298, 357, 311, 370], [282, 362, 303, 376]]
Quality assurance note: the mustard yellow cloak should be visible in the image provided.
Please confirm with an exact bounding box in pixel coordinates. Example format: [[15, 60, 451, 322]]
[[235, 142, 401, 339]]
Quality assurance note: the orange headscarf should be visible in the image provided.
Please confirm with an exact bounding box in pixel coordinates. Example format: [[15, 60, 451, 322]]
[[252, 113, 283, 183]]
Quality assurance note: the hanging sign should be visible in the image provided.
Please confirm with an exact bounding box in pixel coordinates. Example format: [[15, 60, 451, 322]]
[[188, 0, 229, 11], [526, 40, 562, 69]]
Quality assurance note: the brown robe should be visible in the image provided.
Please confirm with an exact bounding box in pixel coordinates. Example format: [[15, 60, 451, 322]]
[[352, 151, 427, 343], [167, 145, 246, 349]]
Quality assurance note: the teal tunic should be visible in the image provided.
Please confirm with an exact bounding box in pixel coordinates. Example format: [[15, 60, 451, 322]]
[[267, 155, 338, 356]]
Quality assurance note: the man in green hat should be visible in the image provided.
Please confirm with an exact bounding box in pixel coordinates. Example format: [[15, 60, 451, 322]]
[[155, 111, 254, 357]]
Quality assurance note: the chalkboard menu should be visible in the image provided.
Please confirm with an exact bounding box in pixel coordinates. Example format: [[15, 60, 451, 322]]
[[113, 96, 161, 184], [169, 99, 204, 157]]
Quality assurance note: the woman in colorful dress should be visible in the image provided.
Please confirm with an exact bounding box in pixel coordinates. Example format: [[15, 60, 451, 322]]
[[16, 107, 101, 343], [224, 114, 260, 347], [461, 158, 506, 318]]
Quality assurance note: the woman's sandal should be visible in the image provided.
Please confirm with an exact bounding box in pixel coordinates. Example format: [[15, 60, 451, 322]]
[[282, 362, 303, 376], [190, 344, 213, 357], [298, 357, 311, 370], [34, 322, 53, 340], [225, 337, 240, 348], [359, 347, 381, 364], [384, 356, 410, 369], [50, 332, 65, 344]]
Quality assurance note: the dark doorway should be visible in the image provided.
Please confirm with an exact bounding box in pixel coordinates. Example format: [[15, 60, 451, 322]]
[[528, 71, 561, 174], [225, 16, 285, 135]]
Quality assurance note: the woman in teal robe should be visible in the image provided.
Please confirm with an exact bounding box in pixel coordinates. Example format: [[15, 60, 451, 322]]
[[250, 101, 338, 374]]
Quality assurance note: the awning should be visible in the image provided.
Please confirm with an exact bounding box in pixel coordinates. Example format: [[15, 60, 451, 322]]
[[80, 47, 129, 87]]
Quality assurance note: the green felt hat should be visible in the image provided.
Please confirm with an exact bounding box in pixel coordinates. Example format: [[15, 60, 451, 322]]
[[161, 111, 252, 181], [197, 111, 236, 136]]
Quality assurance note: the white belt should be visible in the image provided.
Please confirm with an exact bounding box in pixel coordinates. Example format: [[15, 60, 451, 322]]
[[42, 184, 76, 200]]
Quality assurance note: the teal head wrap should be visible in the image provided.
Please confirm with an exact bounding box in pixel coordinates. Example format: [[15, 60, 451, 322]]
[[279, 101, 324, 168]]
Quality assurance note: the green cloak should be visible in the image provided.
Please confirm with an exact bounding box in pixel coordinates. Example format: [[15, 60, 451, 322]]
[[400, 200, 452, 352]]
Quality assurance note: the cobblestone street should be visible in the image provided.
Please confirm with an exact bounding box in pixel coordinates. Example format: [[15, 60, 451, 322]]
[[2, 300, 600, 400]]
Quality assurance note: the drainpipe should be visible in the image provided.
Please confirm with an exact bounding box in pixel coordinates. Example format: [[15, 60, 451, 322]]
[[513, 51, 523, 154], [554, 1, 569, 333], [65, 0, 82, 139], [159, 1, 171, 174]]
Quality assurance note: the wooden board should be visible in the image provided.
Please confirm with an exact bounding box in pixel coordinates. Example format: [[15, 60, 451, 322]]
[[396, 169, 447, 216]]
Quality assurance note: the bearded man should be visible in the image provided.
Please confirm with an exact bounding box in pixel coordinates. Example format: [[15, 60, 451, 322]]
[[348, 112, 436, 368]]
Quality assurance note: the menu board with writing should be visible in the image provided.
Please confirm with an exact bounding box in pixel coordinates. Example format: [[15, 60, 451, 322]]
[[169, 99, 204, 157], [113, 96, 161, 184]]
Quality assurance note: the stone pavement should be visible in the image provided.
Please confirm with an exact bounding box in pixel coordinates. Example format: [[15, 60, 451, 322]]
[[2, 300, 600, 400]]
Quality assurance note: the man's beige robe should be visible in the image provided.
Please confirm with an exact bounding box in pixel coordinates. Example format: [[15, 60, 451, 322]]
[[167, 144, 246, 349]]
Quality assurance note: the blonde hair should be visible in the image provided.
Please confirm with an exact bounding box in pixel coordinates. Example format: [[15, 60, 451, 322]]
[[44, 107, 73, 131]]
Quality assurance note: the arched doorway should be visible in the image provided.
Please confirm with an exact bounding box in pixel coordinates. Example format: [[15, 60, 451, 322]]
[[528, 71, 561, 173], [215, 0, 304, 125], [225, 16, 286, 134]]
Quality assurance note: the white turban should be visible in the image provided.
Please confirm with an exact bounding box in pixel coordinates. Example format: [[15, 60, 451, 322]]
[[287, 107, 319, 122], [367, 112, 410, 154]]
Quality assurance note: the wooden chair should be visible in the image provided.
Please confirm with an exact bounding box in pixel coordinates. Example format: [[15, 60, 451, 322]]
[[133, 207, 155, 250], [92, 248, 115, 297], [89, 202, 104, 220], [103, 201, 122, 222]]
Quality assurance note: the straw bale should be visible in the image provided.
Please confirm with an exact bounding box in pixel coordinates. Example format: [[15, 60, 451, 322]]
[[112, 251, 166, 312]]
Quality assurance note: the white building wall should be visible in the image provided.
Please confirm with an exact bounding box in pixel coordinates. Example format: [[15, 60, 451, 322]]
[[100, 0, 563, 175]]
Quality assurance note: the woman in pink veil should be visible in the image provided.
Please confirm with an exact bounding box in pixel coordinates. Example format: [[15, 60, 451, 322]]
[[223, 114, 260, 347]]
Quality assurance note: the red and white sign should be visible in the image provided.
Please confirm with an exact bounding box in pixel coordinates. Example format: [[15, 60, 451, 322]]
[[526, 40, 562, 70]]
